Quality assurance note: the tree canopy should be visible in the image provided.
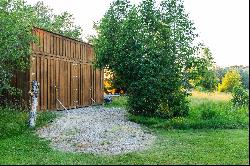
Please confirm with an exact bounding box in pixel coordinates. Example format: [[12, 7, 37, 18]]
[[192, 47, 218, 92], [94, 0, 201, 118], [218, 69, 242, 93]]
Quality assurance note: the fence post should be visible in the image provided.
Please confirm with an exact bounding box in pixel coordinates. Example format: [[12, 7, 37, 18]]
[[29, 80, 39, 128]]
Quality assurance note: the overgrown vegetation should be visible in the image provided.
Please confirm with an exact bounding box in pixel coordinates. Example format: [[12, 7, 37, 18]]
[[106, 92, 249, 130], [0, 0, 83, 105]]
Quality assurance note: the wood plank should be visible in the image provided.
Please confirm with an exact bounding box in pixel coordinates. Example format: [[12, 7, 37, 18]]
[[36, 56, 41, 110], [56, 37, 60, 55], [71, 42, 74, 59], [60, 37, 63, 56], [44, 33, 47, 54], [47, 33, 50, 54], [44, 58, 48, 110], [77, 63, 80, 107], [41, 57, 45, 110], [51, 58, 55, 109], [55, 58, 59, 110], [59, 60, 62, 107], [80, 64, 83, 106], [68, 61, 71, 108], [51, 35, 56, 55], [47, 58, 51, 110], [50, 34, 53, 55], [63, 38, 66, 57]]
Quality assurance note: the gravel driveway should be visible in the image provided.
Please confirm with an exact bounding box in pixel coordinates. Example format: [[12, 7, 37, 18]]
[[37, 107, 156, 155]]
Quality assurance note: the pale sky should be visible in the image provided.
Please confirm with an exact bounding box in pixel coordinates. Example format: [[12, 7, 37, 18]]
[[25, 0, 249, 67]]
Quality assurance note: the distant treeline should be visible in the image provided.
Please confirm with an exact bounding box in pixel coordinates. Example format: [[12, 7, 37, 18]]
[[216, 65, 249, 89]]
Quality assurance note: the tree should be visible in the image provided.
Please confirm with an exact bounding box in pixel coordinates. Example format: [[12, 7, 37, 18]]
[[32, 1, 83, 41], [218, 69, 242, 92], [232, 66, 249, 89], [193, 47, 218, 92], [94, 0, 200, 118], [0, 0, 36, 104], [240, 67, 249, 89], [215, 66, 227, 84], [215, 65, 249, 90]]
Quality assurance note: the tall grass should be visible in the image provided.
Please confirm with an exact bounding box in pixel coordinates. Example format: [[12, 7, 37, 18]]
[[105, 92, 249, 129]]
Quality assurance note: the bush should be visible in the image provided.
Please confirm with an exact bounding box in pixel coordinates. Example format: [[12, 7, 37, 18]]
[[218, 70, 242, 92], [231, 86, 249, 107], [200, 104, 218, 120]]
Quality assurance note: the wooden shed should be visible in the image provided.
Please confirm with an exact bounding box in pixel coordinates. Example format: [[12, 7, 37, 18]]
[[14, 27, 104, 111]]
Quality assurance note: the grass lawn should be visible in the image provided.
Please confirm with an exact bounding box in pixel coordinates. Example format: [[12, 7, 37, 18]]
[[0, 92, 249, 165]]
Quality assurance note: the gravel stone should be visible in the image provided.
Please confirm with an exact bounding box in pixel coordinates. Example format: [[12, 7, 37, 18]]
[[37, 106, 156, 155]]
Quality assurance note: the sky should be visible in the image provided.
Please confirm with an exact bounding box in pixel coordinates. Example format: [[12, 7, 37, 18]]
[[25, 0, 249, 67]]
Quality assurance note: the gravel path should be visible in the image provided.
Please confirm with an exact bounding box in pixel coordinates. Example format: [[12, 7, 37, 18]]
[[37, 107, 156, 155]]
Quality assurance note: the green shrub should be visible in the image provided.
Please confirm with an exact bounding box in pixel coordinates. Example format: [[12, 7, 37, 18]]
[[218, 70, 242, 92], [200, 103, 219, 120], [129, 100, 249, 130], [231, 86, 249, 107]]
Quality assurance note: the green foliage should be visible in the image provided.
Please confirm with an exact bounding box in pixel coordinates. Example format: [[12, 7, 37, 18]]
[[193, 48, 218, 92], [0, 106, 56, 139], [235, 66, 249, 89], [216, 65, 249, 89], [0, 0, 83, 104], [32, 1, 83, 40], [231, 86, 249, 107], [108, 95, 249, 129], [218, 69, 242, 92], [94, 0, 200, 118], [129, 100, 249, 130], [200, 103, 218, 120], [0, 0, 35, 102]]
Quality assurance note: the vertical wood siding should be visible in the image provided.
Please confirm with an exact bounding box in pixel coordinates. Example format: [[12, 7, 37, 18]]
[[20, 27, 104, 111]]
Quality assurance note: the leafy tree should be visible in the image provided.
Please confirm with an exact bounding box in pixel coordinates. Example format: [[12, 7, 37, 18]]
[[240, 67, 249, 89], [215, 66, 227, 84], [94, 0, 200, 118], [215, 65, 249, 89], [0, 0, 36, 104], [218, 69, 242, 92], [32, 1, 83, 40], [192, 47, 218, 92], [232, 66, 249, 89]]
